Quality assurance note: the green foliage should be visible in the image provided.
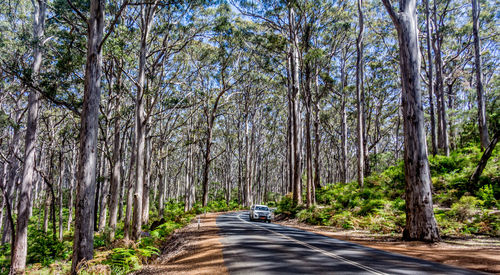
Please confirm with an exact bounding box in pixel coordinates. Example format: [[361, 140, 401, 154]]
[[0, 244, 10, 275], [106, 246, 159, 275], [27, 229, 71, 267], [277, 145, 499, 237], [276, 193, 304, 216]]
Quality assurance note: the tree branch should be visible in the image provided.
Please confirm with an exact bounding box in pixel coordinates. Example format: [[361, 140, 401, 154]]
[[381, 0, 399, 24], [99, 0, 130, 51], [66, 0, 88, 25]]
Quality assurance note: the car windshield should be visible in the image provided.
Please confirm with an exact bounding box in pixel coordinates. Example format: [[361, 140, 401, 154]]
[[255, 206, 268, 211]]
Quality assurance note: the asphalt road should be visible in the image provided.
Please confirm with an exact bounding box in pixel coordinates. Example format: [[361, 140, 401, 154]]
[[216, 211, 482, 275]]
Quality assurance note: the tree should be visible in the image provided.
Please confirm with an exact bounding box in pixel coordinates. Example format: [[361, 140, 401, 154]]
[[71, 0, 105, 272], [471, 0, 489, 150], [11, 1, 46, 272], [381, 0, 440, 241], [356, 0, 365, 188], [133, 1, 158, 241]]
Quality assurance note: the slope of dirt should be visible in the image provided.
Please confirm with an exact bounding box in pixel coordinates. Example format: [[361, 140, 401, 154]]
[[137, 213, 228, 275], [277, 219, 500, 274]]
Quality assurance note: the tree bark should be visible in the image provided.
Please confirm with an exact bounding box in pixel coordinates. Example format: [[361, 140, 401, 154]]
[[432, 0, 449, 156], [382, 0, 440, 242], [471, 0, 490, 149], [98, 160, 109, 231], [58, 147, 65, 241], [67, 146, 76, 231], [469, 131, 499, 188], [124, 130, 136, 240], [142, 122, 151, 225], [304, 24, 314, 208], [11, 0, 46, 272], [356, 0, 365, 188], [425, 0, 437, 156], [340, 54, 348, 184], [71, 0, 105, 272], [289, 5, 302, 205], [133, 3, 156, 240], [108, 97, 122, 240]]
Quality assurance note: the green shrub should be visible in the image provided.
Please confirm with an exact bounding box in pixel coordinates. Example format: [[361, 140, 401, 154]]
[[27, 229, 70, 267], [276, 193, 303, 216], [477, 185, 498, 208], [106, 246, 159, 275], [450, 196, 483, 222]]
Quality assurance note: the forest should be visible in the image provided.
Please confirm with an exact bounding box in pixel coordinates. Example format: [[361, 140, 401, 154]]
[[0, 0, 498, 274]]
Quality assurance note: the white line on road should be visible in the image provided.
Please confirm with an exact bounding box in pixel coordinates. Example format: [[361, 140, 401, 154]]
[[237, 213, 388, 275]]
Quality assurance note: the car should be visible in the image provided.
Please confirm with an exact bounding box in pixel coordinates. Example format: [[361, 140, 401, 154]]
[[249, 204, 272, 223]]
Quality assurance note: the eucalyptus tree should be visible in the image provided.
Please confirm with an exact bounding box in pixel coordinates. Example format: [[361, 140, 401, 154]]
[[11, 0, 46, 272], [382, 0, 440, 241], [471, 0, 489, 149], [198, 4, 249, 207]]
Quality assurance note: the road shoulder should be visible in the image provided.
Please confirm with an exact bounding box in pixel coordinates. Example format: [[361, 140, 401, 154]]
[[137, 212, 229, 275], [275, 219, 500, 274]]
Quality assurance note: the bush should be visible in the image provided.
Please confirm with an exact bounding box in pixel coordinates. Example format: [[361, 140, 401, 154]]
[[27, 229, 70, 267], [450, 196, 483, 222], [106, 246, 159, 275], [477, 185, 498, 208]]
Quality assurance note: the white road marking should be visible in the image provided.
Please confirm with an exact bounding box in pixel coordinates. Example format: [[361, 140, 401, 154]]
[[237, 213, 388, 275]]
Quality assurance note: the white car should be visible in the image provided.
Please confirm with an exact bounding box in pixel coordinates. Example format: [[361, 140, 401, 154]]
[[249, 204, 272, 223]]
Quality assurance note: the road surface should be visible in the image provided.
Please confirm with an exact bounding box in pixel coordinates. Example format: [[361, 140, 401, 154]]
[[216, 211, 482, 275]]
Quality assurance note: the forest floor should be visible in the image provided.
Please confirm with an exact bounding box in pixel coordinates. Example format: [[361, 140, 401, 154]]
[[136, 212, 228, 275], [276, 219, 500, 274]]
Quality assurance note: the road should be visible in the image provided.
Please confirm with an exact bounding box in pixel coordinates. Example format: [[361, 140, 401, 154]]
[[216, 211, 482, 275]]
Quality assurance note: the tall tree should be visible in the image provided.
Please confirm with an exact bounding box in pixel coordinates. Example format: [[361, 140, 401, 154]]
[[356, 0, 365, 188], [471, 0, 489, 149], [11, 0, 46, 272], [71, 0, 105, 272], [424, 0, 438, 156], [133, 1, 157, 240], [381, 0, 440, 241], [288, 4, 302, 205]]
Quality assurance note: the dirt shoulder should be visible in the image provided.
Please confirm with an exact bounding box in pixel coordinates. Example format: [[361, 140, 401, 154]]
[[276, 219, 500, 274], [137, 213, 228, 275]]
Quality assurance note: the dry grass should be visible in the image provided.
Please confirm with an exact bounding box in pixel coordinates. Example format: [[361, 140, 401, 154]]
[[137, 213, 228, 275]]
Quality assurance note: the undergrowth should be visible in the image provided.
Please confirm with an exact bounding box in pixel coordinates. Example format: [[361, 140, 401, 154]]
[[276, 145, 500, 237]]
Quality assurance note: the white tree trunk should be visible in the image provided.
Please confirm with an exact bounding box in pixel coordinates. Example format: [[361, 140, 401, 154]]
[[11, 0, 46, 272], [71, 0, 105, 272], [382, 0, 440, 242]]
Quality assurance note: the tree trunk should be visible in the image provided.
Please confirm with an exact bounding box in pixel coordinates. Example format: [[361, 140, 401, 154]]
[[244, 112, 253, 207], [289, 6, 302, 205], [71, 0, 105, 272], [471, 0, 490, 149], [304, 24, 314, 208], [142, 123, 151, 225], [67, 146, 76, 231], [98, 160, 109, 231], [382, 0, 440, 242], [356, 0, 365, 188], [133, 4, 156, 240], [124, 131, 136, 240], [108, 99, 122, 240], [425, 0, 437, 156], [469, 131, 499, 188], [313, 68, 321, 195], [11, 1, 46, 272], [340, 55, 348, 184], [2, 110, 22, 246], [58, 147, 65, 241], [432, 0, 449, 156]]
